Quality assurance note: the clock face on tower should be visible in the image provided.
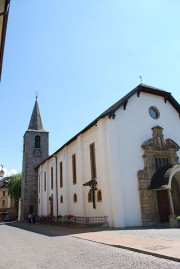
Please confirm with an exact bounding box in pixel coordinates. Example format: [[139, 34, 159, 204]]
[[33, 149, 42, 157]]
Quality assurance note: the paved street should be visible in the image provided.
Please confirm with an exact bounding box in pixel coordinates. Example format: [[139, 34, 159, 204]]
[[0, 223, 180, 269]]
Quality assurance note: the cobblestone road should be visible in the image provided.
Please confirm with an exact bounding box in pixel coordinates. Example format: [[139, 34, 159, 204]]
[[0, 224, 179, 269]]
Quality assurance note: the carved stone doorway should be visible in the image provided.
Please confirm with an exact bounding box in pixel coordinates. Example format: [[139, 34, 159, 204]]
[[156, 190, 170, 222]]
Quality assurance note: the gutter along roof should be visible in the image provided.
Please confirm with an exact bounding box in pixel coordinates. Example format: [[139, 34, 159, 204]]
[[37, 84, 180, 168]]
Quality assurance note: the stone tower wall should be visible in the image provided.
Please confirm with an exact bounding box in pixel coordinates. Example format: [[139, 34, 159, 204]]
[[21, 131, 49, 220]]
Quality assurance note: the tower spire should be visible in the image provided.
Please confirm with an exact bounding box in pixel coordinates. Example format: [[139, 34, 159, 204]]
[[28, 98, 43, 130]]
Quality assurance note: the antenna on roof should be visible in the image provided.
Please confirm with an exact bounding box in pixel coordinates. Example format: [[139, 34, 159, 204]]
[[139, 76, 142, 83], [35, 91, 38, 100]]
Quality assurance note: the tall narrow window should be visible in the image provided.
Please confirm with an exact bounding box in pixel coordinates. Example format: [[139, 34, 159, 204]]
[[97, 189, 102, 202], [44, 171, 46, 192], [73, 193, 77, 203], [60, 195, 63, 203], [88, 191, 93, 202], [51, 167, 53, 189], [155, 157, 169, 170], [38, 176, 40, 193], [60, 162, 63, 188], [2, 190, 5, 197], [72, 154, 77, 184], [35, 135, 41, 148], [2, 200, 5, 206], [90, 143, 97, 179]]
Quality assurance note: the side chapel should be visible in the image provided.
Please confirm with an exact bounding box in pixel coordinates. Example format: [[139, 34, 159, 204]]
[[21, 84, 180, 227]]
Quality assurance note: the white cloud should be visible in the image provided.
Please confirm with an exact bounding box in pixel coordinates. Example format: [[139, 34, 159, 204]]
[[3, 168, 18, 177]]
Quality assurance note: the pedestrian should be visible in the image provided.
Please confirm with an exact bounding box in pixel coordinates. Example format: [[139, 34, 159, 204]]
[[28, 213, 32, 224]]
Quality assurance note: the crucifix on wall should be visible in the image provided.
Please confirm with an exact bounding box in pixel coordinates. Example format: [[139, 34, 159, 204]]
[[83, 179, 97, 209]]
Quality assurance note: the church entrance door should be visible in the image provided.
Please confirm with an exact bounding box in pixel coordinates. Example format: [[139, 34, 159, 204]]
[[157, 190, 170, 222]]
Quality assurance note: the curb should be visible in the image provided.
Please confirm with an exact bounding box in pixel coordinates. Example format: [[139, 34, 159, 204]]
[[72, 236, 180, 263], [109, 244, 180, 263]]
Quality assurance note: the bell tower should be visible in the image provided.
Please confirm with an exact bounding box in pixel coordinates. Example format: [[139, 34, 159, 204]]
[[21, 97, 49, 220]]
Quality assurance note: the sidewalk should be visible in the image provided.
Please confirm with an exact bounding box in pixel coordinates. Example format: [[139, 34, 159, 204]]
[[72, 228, 180, 262], [7, 222, 180, 262]]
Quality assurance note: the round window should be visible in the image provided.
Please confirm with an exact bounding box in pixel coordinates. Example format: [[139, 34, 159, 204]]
[[149, 106, 160, 119]]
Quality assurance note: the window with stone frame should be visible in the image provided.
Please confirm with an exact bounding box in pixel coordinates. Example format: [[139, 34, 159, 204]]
[[35, 135, 41, 148], [155, 157, 170, 170], [90, 142, 97, 179], [73, 193, 77, 203], [88, 190, 93, 202], [2, 200, 5, 206], [97, 189, 102, 202], [60, 195, 63, 203], [38, 175, 40, 193], [72, 154, 77, 184], [51, 167, 53, 189], [44, 171, 46, 192], [59, 161, 63, 188], [2, 190, 5, 197]]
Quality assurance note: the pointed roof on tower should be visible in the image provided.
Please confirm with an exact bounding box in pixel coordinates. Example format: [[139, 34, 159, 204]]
[[28, 97, 44, 131]]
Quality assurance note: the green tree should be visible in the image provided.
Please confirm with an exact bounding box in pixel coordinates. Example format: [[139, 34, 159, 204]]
[[8, 173, 22, 216]]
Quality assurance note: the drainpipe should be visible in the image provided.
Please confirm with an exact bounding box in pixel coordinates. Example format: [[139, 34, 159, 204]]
[[53, 155, 58, 218]]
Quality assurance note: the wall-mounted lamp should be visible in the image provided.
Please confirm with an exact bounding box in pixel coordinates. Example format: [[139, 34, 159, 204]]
[[0, 0, 10, 16], [0, 165, 4, 177]]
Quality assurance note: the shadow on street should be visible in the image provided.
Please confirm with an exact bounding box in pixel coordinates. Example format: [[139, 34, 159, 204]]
[[5, 222, 108, 237]]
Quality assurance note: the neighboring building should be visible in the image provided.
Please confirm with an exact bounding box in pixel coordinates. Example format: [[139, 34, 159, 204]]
[[24, 84, 180, 228], [0, 0, 10, 80], [20, 97, 49, 220], [0, 177, 15, 221]]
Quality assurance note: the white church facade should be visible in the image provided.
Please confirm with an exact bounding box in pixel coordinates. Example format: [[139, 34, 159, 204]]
[[31, 84, 180, 228]]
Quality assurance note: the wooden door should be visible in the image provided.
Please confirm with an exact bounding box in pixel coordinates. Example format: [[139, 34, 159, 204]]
[[157, 190, 170, 222]]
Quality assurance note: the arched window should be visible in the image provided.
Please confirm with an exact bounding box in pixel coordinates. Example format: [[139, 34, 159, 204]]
[[73, 193, 77, 203], [35, 135, 41, 148], [97, 189, 102, 202], [60, 195, 63, 203], [88, 191, 93, 202]]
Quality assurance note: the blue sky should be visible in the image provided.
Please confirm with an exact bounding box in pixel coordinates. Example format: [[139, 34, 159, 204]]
[[1, 0, 180, 175]]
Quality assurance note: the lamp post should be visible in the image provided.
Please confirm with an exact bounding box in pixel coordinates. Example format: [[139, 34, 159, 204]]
[[0, 165, 4, 177]]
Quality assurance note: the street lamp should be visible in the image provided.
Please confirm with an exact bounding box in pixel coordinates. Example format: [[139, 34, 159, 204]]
[[0, 165, 4, 177], [0, 0, 10, 16]]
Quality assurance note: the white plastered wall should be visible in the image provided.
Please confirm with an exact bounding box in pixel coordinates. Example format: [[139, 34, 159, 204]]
[[38, 91, 180, 228], [106, 92, 180, 227]]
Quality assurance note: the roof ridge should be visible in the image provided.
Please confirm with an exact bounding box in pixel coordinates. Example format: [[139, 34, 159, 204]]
[[36, 84, 180, 167]]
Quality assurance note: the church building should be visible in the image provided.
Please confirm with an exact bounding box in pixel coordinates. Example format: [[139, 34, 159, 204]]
[[22, 84, 180, 227]]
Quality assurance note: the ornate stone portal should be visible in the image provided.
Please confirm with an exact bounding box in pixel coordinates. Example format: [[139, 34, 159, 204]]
[[138, 126, 180, 226]]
